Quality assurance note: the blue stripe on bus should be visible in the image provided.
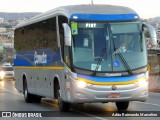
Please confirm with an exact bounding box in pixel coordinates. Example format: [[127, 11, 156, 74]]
[[77, 72, 147, 82], [70, 14, 139, 21], [14, 48, 61, 66]]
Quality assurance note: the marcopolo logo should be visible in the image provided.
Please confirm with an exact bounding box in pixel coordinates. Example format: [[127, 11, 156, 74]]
[[105, 73, 121, 77]]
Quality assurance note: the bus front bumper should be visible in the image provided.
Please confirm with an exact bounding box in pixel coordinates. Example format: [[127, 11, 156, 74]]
[[66, 80, 148, 103]]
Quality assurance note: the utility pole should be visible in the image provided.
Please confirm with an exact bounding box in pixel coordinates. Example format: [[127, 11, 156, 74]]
[[91, 0, 93, 5]]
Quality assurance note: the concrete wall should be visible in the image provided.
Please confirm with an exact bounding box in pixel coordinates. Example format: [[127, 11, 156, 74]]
[[148, 53, 160, 91]]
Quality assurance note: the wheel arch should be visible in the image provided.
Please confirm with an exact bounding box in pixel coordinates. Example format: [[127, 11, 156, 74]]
[[22, 73, 27, 93], [53, 74, 60, 99]]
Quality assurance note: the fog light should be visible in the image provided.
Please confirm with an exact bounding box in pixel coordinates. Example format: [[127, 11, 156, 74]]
[[75, 92, 88, 99], [76, 81, 87, 88]]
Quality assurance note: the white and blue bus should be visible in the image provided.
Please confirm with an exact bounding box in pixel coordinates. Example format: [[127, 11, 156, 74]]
[[14, 5, 157, 111]]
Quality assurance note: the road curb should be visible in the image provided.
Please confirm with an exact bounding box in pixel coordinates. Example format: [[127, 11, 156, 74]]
[[149, 92, 160, 97]]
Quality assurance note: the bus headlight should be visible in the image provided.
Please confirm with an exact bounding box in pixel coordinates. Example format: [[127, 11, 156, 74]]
[[76, 81, 87, 88], [137, 78, 148, 87], [0, 71, 5, 79]]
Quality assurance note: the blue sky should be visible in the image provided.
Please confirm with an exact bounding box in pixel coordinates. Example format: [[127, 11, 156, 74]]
[[0, 0, 159, 18]]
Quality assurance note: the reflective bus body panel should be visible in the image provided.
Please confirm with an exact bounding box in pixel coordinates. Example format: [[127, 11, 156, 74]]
[[14, 5, 148, 104]]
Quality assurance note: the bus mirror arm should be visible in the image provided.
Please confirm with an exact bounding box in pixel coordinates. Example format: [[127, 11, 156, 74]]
[[142, 23, 157, 46], [62, 23, 71, 46]]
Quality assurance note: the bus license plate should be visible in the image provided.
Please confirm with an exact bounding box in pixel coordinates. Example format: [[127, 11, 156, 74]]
[[107, 93, 120, 98]]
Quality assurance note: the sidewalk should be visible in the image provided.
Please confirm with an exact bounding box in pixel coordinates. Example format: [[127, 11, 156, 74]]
[[149, 89, 160, 93]]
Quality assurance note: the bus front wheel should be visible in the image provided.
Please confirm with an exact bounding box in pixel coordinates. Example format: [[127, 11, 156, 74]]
[[116, 101, 129, 110], [58, 95, 70, 112], [56, 84, 70, 111]]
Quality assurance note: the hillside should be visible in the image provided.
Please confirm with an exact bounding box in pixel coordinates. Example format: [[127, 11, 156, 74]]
[[0, 12, 41, 21]]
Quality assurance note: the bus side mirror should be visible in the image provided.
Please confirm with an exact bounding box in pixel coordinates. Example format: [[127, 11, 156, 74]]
[[143, 23, 157, 46], [62, 23, 71, 46]]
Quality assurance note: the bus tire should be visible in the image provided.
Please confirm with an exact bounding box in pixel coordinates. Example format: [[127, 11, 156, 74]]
[[116, 101, 129, 110], [56, 83, 70, 111], [23, 78, 32, 103], [33, 96, 41, 103], [58, 93, 70, 112]]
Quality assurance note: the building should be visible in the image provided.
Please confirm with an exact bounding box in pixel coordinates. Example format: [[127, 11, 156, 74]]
[[0, 27, 6, 32], [0, 17, 4, 24]]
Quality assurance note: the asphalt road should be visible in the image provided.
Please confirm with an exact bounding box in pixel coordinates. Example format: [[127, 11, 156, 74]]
[[0, 80, 160, 120]]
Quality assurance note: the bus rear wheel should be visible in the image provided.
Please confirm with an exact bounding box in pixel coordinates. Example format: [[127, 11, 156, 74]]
[[24, 79, 41, 103], [23, 79, 32, 103], [32, 96, 41, 103], [116, 101, 129, 110]]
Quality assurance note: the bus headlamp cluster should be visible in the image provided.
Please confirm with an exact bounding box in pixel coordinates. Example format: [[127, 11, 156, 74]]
[[0, 71, 5, 79], [137, 78, 148, 87], [76, 80, 87, 88]]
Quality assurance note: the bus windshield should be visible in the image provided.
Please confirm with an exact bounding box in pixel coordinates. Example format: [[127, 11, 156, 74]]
[[71, 21, 147, 72]]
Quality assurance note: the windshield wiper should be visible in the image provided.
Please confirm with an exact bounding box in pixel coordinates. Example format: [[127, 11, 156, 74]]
[[93, 48, 107, 75], [114, 48, 133, 75]]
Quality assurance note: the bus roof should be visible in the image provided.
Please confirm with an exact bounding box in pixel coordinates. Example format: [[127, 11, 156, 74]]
[[16, 5, 139, 28]]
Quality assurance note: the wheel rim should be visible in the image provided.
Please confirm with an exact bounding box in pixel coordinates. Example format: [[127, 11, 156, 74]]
[[58, 90, 62, 109], [24, 86, 28, 99]]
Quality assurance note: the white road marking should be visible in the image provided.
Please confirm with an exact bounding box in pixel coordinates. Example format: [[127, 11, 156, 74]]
[[0, 88, 23, 96], [134, 101, 160, 107], [42, 100, 108, 120], [73, 110, 108, 120]]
